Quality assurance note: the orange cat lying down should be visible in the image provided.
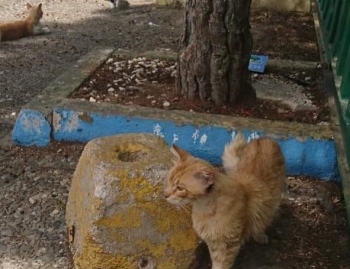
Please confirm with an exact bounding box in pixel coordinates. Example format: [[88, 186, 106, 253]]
[[0, 3, 50, 42], [164, 132, 286, 269]]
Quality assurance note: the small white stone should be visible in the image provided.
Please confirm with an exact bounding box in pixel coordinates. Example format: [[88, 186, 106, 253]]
[[171, 70, 177, 77], [114, 67, 123, 73], [135, 78, 143, 85], [29, 197, 36, 204], [119, 87, 126, 91], [108, 87, 115, 92], [11, 112, 16, 117], [106, 58, 114, 64], [317, 63, 322, 69], [152, 81, 158, 84], [147, 95, 154, 99], [50, 209, 59, 217], [252, 73, 258, 78], [317, 121, 330, 126], [89, 97, 96, 102], [305, 76, 311, 81], [163, 101, 171, 107], [151, 100, 157, 105]]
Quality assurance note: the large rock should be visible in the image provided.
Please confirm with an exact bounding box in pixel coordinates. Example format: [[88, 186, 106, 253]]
[[66, 134, 199, 269]]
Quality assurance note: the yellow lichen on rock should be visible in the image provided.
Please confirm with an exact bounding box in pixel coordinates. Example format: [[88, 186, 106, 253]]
[[66, 134, 199, 269], [74, 235, 135, 269], [95, 206, 142, 228]]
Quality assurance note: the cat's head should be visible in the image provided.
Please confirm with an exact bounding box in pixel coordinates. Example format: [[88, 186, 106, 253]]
[[164, 145, 217, 205], [26, 3, 43, 22]]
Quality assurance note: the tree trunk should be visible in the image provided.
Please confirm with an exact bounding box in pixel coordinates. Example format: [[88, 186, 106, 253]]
[[176, 0, 256, 105]]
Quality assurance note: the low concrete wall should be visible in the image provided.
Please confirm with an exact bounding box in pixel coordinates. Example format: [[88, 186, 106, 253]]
[[50, 99, 338, 181], [156, 0, 311, 12], [11, 48, 338, 180]]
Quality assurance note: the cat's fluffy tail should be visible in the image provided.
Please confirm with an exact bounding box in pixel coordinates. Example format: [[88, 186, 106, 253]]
[[222, 132, 246, 173]]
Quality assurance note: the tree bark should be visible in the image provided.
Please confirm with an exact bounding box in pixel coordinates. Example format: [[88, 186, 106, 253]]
[[176, 0, 256, 106]]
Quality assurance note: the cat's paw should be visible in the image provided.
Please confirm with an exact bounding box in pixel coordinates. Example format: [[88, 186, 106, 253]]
[[42, 27, 51, 34], [253, 233, 269, 245]]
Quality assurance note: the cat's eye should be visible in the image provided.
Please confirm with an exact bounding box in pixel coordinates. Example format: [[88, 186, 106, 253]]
[[176, 186, 184, 191]]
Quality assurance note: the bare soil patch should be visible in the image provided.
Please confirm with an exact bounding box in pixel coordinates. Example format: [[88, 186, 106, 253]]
[[68, 6, 327, 124], [251, 9, 319, 61]]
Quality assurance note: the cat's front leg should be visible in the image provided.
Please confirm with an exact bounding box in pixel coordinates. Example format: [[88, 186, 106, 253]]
[[41, 27, 51, 34], [252, 232, 269, 245], [208, 241, 240, 269], [33, 23, 51, 35]]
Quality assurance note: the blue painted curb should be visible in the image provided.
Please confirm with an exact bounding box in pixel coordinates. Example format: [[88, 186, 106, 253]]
[[52, 107, 339, 181], [12, 109, 51, 147]]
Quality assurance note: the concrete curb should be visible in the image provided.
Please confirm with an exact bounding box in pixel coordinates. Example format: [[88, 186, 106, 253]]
[[12, 46, 114, 146], [12, 48, 338, 180]]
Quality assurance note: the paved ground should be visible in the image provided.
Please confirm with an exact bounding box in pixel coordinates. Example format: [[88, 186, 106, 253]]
[[0, 0, 181, 139]]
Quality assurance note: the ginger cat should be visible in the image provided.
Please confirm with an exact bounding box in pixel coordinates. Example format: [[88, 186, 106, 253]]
[[164, 132, 286, 269], [0, 3, 50, 42]]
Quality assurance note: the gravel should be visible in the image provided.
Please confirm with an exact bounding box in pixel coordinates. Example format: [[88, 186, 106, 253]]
[[0, 143, 84, 269]]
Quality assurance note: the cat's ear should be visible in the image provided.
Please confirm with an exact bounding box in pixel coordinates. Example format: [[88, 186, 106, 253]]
[[194, 169, 215, 187], [38, 3, 42, 10], [170, 144, 190, 161], [26, 3, 32, 10]]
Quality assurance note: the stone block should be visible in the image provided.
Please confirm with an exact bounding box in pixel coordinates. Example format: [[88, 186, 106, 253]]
[[66, 133, 199, 269]]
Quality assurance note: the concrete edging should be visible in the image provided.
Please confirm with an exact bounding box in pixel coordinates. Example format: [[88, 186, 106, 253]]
[[11, 46, 115, 146], [12, 47, 338, 181]]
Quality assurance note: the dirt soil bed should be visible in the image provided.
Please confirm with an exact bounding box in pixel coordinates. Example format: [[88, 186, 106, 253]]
[[250, 9, 319, 61], [68, 6, 326, 124], [70, 55, 330, 124]]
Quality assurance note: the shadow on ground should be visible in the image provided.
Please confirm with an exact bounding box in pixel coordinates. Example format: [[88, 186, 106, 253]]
[[0, 3, 319, 118]]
